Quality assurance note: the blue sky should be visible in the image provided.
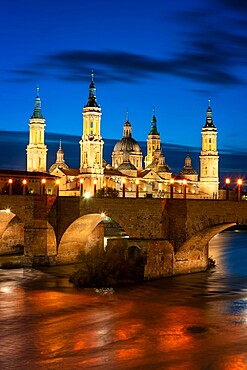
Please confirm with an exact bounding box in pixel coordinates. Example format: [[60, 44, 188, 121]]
[[1, 0, 247, 154]]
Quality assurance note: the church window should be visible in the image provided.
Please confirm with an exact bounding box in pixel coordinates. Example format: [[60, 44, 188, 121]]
[[204, 166, 207, 175], [90, 122, 94, 135], [209, 138, 211, 143], [137, 160, 138, 167]]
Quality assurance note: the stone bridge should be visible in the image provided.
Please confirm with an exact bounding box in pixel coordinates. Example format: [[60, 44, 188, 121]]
[[0, 195, 246, 279]]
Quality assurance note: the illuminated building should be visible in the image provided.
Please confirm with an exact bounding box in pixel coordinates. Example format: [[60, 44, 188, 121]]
[[199, 99, 219, 198], [26, 87, 47, 172]]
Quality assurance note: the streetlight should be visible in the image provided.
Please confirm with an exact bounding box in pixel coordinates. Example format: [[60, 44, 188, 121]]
[[135, 179, 139, 198], [122, 178, 126, 198], [237, 178, 243, 202], [79, 178, 84, 196], [22, 179, 27, 195], [183, 179, 187, 199], [41, 178, 46, 195], [225, 178, 230, 200], [169, 178, 174, 199], [8, 179, 13, 195], [55, 179, 60, 197], [94, 179, 97, 197]]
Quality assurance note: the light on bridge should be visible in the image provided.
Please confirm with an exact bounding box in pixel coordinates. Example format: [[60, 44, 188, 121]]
[[237, 179, 243, 202], [225, 178, 230, 200], [8, 179, 13, 195], [22, 179, 27, 195], [41, 178, 46, 195], [84, 192, 91, 199]]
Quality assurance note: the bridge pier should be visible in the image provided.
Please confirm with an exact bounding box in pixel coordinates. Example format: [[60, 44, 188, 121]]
[[21, 222, 57, 266]]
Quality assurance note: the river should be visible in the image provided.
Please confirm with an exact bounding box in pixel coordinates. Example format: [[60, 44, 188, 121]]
[[1, 230, 247, 370]]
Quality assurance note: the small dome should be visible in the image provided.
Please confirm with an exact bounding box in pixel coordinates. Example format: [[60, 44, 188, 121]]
[[113, 137, 141, 153], [157, 163, 172, 173], [118, 161, 137, 171], [180, 168, 198, 176]]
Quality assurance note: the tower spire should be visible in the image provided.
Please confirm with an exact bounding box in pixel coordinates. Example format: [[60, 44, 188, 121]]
[[149, 107, 159, 135], [85, 71, 99, 108], [204, 98, 215, 128], [31, 85, 44, 119]]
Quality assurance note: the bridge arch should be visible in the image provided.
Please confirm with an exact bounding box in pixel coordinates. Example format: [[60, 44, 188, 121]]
[[57, 213, 129, 263], [0, 209, 24, 255], [174, 222, 237, 275]]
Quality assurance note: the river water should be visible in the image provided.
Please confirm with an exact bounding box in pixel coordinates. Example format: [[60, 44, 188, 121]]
[[1, 230, 247, 370]]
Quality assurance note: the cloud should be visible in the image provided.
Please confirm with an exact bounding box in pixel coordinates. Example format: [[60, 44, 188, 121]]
[[5, 0, 247, 88], [6, 48, 243, 87]]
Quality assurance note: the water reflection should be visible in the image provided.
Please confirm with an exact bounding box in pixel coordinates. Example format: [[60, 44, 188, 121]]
[[0, 231, 247, 369]]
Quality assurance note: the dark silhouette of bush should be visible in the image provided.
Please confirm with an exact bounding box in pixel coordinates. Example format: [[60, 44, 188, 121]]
[[70, 245, 145, 288]]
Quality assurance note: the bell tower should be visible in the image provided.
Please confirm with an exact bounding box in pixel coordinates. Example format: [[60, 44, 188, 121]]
[[145, 108, 161, 168], [199, 99, 219, 198], [80, 72, 104, 175], [26, 87, 47, 172], [79, 72, 104, 194]]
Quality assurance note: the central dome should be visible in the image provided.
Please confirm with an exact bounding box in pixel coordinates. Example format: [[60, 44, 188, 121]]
[[113, 137, 141, 153]]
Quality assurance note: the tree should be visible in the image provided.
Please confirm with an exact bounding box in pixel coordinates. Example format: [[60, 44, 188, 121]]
[[96, 186, 119, 198]]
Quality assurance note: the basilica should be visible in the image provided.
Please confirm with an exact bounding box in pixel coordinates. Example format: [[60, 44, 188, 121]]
[[26, 74, 219, 199]]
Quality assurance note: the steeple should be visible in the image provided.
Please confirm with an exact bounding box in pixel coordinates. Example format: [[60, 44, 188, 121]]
[[85, 70, 100, 108], [149, 107, 159, 135], [31, 86, 44, 119], [204, 98, 215, 129], [80, 72, 104, 182], [200, 99, 219, 198], [26, 86, 47, 172], [123, 109, 132, 138], [49, 139, 68, 172]]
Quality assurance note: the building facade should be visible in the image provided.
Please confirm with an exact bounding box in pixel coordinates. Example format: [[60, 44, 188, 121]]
[[28, 76, 219, 199]]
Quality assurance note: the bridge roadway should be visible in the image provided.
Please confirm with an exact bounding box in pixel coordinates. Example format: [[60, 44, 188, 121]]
[[0, 195, 246, 278]]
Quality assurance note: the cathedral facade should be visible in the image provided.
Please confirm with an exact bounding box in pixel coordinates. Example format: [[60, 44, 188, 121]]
[[26, 75, 219, 199]]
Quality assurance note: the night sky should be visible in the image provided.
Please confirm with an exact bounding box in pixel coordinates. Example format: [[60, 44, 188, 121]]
[[1, 0, 247, 172]]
